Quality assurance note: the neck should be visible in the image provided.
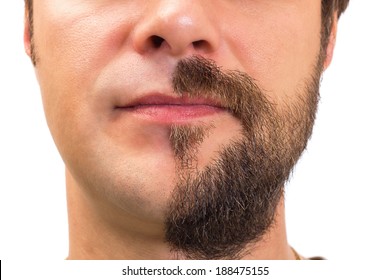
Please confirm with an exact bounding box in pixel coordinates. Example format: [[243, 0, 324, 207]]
[[66, 169, 296, 260]]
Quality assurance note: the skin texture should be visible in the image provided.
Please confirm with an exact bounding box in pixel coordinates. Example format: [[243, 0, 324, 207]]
[[24, 0, 339, 259]]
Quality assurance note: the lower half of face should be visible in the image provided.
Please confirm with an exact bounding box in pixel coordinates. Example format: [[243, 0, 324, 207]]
[[39, 55, 322, 259], [33, 0, 323, 259]]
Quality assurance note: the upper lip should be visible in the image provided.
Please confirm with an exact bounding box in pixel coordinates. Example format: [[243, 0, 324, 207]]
[[116, 94, 226, 109]]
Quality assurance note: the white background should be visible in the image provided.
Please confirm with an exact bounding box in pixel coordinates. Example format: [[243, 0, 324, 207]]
[[0, 1, 389, 262]]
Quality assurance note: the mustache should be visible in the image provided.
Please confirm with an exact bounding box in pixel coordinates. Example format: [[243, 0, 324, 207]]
[[171, 56, 274, 132]]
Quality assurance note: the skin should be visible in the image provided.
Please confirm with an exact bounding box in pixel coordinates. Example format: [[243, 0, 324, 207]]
[[24, 0, 338, 259]]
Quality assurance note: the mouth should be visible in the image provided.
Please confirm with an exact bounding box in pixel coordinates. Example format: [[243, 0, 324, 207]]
[[115, 94, 227, 124]]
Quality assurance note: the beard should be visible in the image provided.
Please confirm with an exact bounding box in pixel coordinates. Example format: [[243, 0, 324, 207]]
[[165, 56, 323, 259]]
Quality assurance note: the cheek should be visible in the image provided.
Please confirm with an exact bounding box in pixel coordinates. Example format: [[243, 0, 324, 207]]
[[34, 6, 128, 89], [226, 6, 322, 102], [33, 3, 136, 143]]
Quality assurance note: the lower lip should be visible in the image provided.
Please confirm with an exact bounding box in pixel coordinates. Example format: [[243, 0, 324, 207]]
[[118, 104, 225, 124]]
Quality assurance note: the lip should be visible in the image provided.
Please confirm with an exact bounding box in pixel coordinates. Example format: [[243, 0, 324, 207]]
[[115, 94, 227, 124]]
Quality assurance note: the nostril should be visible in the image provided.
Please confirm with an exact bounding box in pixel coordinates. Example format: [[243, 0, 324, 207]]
[[151, 35, 165, 48], [193, 40, 211, 51], [193, 40, 205, 48], [143, 37, 213, 54]]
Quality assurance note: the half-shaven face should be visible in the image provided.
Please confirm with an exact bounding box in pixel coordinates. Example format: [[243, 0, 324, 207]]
[[29, 0, 325, 259]]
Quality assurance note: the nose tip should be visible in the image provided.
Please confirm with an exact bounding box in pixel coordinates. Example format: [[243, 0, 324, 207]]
[[131, 3, 219, 56]]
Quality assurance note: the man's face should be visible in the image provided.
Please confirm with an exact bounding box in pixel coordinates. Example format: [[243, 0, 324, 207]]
[[28, 1, 327, 259]]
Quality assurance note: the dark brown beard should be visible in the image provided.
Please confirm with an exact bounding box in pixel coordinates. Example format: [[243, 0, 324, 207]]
[[165, 56, 322, 259]]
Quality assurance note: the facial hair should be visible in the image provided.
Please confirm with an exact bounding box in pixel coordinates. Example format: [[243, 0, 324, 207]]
[[165, 56, 323, 260]]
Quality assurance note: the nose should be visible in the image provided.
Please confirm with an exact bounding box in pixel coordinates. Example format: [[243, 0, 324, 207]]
[[132, 1, 220, 57]]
